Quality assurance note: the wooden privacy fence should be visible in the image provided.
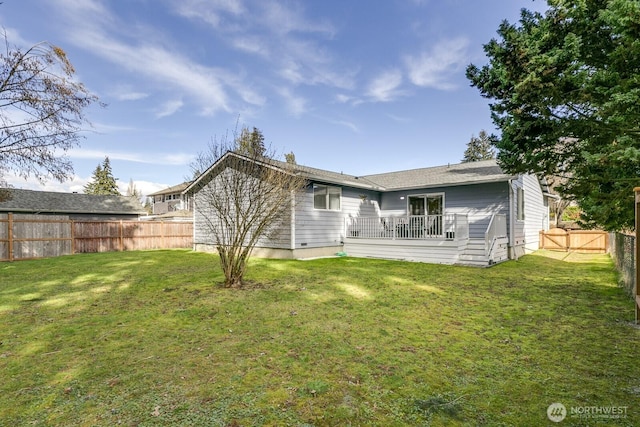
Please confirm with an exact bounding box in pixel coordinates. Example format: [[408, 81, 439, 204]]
[[0, 213, 193, 261], [539, 228, 608, 253]]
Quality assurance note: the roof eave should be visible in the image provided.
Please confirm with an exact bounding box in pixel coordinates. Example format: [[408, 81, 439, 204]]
[[0, 208, 146, 215], [382, 176, 516, 192]]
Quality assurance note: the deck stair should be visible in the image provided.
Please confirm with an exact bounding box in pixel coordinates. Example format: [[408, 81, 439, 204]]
[[458, 238, 491, 267]]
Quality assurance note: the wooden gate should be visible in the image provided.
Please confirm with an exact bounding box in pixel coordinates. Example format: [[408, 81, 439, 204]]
[[539, 228, 608, 253]]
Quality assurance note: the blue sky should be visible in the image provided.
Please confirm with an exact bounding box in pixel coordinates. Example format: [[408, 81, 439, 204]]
[[2, 0, 548, 198]]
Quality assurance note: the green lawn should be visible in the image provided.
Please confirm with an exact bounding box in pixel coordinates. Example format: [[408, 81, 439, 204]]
[[1, 250, 639, 426]]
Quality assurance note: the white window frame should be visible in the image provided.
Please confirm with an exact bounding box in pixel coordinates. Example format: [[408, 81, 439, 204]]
[[313, 184, 341, 211], [407, 192, 445, 216]]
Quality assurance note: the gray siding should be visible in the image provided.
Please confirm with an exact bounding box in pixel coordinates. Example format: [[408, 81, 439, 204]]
[[294, 185, 381, 249], [378, 182, 509, 239], [192, 173, 292, 250], [522, 174, 547, 251]]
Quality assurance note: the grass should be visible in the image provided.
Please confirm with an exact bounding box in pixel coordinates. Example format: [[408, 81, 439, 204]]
[[1, 249, 639, 426]]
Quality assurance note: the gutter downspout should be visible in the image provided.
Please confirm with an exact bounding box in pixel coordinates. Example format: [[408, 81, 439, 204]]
[[508, 179, 516, 260], [290, 190, 296, 254]]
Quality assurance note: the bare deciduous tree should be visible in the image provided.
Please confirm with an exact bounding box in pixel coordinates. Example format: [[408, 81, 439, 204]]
[[188, 129, 307, 288], [0, 37, 99, 189]]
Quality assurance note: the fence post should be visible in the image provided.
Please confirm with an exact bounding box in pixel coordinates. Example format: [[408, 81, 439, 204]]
[[635, 188, 640, 324], [119, 220, 124, 252], [8, 212, 13, 262], [71, 220, 75, 255]]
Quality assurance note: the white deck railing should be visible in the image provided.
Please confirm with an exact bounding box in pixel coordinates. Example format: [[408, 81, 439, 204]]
[[346, 214, 468, 240], [485, 213, 508, 255]]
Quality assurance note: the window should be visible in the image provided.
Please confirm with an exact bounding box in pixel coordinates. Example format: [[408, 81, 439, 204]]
[[517, 187, 525, 221], [314, 185, 341, 210], [408, 194, 443, 216]]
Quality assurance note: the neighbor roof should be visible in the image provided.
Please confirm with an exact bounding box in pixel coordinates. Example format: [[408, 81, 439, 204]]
[[148, 181, 191, 197], [0, 188, 147, 215]]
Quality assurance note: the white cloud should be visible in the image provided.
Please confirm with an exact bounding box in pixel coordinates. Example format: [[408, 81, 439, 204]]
[[4, 172, 88, 193], [259, 2, 335, 37], [5, 171, 172, 198], [174, 0, 355, 105], [54, 0, 267, 116], [405, 37, 470, 90], [329, 119, 360, 133], [277, 87, 307, 117], [111, 85, 149, 101], [118, 180, 170, 198], [232, 36, 270, 56], [69, 149, 194, 166], [387, 113, 412, 123], [156, 99, 184, 118], [117, 92, 148, 101], [174, 0, 245, 29], [366, 69, 404, 102]]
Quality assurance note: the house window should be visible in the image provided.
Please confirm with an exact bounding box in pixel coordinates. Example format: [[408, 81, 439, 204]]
[[517, 187, 525, 221], [314, 185, 341, 210]]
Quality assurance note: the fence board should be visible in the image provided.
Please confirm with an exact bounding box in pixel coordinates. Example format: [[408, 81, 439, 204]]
[[539, 228, 608, 253], [0, 214, 192, 261]]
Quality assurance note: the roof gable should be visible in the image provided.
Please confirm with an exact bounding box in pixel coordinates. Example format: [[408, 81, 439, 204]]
[[0, 188, 146, 215]]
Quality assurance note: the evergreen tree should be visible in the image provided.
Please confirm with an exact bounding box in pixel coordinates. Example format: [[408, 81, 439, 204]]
[[237, 127, 266, 157], [462, 130, 496, 162], [84, 157, 120, 195], [284, 151, 297, 164], [467, 0, 640, 230]]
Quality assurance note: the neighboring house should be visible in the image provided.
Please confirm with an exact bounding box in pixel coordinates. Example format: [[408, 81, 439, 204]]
[[0, 188, 147, 220], [185, 152, 554, 266], [147, 182, 192, 215]]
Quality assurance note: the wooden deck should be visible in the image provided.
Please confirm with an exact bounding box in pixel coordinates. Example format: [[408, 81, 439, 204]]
[[343, 213, 508, 266]]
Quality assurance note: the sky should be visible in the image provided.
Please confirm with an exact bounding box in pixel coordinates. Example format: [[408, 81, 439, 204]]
[[2, 0, 549, 198]]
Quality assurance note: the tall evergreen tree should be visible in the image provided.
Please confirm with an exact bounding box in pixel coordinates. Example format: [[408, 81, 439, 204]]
[[466, 0, 640, 230], [84, 157, 120, 195], [462, 130, 496, 162], [237, 127, 266, 157]]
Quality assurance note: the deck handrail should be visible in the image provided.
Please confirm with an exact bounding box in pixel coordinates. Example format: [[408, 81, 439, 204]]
[[484, 213, 507, 257], [345, 214, 467, 240]]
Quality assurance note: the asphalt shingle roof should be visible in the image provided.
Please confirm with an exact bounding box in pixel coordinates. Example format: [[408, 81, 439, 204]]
[[284, 158, 513, 191], [361, 159, 515, 190], [185, 152, 516, 194], [0, 188, 147, 215]]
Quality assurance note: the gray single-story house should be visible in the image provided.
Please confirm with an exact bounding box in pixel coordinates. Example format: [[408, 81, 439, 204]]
[[0, 188, 147, 220], [185, 152, 554, 266]]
